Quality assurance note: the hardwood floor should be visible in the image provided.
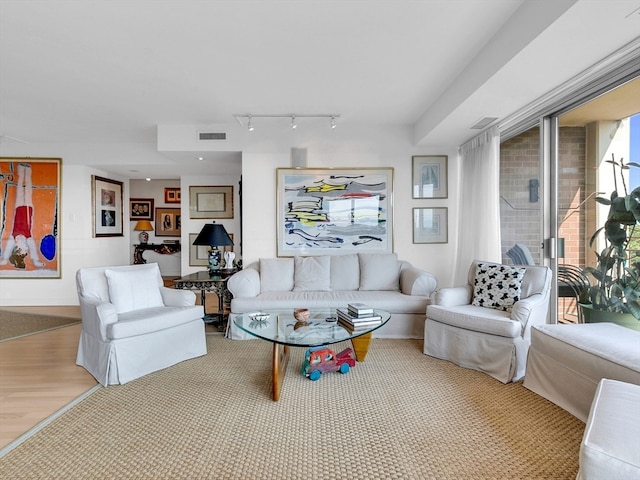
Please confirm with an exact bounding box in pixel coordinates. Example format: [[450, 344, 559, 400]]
[[0, 305, 221, 451], [0, 319, 97, 450]]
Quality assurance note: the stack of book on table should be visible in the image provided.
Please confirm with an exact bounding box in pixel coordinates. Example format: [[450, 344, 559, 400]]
[[336, 303, 382, 332]]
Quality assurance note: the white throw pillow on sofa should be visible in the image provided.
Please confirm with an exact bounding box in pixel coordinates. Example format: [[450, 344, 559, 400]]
[[260, 258, 294, 292], [293, 256, 331, 291], [105, 267, 164, 314], [358, 253, 400, 291], [330, 254, 360, 290]]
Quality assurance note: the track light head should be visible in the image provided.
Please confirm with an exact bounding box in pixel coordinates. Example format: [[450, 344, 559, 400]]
[[247, 116, 254, 131], [291, 116, 297, 130], [330, 116, 336, 129]]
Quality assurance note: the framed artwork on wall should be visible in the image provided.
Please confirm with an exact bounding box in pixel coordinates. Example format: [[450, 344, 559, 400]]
[[413, 207, 448, 244], [189, 185, 234, 219], [412, 155, 448, 199], [130, 198, 154, 221], [92, 175, 123, 238], [276, 167, 394, 257], [0, 157, 62, 278], [164, 187, 181, 204], [155, 208, 181, 237]]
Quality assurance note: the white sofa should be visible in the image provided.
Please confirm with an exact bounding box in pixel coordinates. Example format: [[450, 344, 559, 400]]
[[523, 322, 640, 422], [227, 253, 437, 338], [424, 261, 552, 383], [76, 263, 207, 386]]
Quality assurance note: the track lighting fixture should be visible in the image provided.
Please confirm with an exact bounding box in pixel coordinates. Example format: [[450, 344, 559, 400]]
[[233, 113, 340, 131]]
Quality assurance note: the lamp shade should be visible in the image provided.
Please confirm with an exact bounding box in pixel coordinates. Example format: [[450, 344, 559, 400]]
[[193, 223, 233, 247], [134, 220, 153, 231]]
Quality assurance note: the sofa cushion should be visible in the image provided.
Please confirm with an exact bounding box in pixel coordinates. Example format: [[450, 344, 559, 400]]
[[472, 262, 525, 312], [359, 253, 400, 291], [330, 254, 360, 291], [427, 304, 520, 338], [260, 258, 294, 292], [293, 256, 331, 291], [105, 267, 164, 314]]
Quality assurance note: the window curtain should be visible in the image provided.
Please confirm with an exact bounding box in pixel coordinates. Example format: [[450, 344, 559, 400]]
[[454, 125, 502, 284]]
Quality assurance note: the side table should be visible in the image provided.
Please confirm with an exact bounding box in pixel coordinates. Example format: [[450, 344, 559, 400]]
[[173, 271, 235, 331], [133, 243, 181, 264]]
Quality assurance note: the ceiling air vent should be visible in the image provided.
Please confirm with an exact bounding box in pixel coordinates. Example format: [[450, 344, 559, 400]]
[[198, 132, 226, 140], [470, 117, 499, 130]]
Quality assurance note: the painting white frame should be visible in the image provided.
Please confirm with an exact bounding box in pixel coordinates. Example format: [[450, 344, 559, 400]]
[[412, 155, 448, 199], [277, 167, 394, 257]]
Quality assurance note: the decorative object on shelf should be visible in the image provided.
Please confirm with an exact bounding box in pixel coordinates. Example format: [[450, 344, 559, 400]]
[[164, 187, 181, 204], [224, 251, 236, 269], [0, 157, 62, 279], [92, 175, 123, 238], [129, 198, 154, 220], [276, 167, 394, 257], [134, 220, 153, 244], [412, 155, 448, 199], [580, 154, 640, 328], [413, 207, 448, 244], [189, 185, 234, 219], [155, 207, 181, 237], [192, 223, 234, 273]]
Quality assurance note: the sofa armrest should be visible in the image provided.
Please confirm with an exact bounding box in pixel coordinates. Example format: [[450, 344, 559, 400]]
[[160, 286, 197, 306], [79, 297, 118, 341], [400, 267, 437, 297], [227, 268, 260, 298], [432, 285, 473, 306], [510, 292, 548, 331]]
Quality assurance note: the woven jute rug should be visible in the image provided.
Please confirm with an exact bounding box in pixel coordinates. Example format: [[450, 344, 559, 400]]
[[0, 336, 584, 479], [0, 310, 80, 341]]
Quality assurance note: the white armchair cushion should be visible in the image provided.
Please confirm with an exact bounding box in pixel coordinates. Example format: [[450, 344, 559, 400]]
[[260, 258, 294, 292], [293, 256, 331, 291], [359, 253, 400, 291], [105, 267, 164, 314], [471, 262, 525, 312], [427, 304, 521, 338]]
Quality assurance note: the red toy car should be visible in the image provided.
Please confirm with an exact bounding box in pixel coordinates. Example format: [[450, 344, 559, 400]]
[[301, 346, 356, 381]]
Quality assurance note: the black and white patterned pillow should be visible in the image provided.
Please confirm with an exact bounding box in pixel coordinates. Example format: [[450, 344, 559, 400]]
[[471, 262, 526, 312]]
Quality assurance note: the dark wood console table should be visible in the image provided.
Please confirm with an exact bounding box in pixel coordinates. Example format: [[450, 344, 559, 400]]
[[173, 270, 236, 331], [133, 243, 181, 264]]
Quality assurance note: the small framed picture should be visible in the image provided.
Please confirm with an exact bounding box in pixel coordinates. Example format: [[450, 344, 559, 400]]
[[413, 207, 448, 244], [92, 175, 123, 237], [412, 155, 448, 199], [189, 185, 234, 219], [130, 198, 154, 221], [164, 187, 181, 204], [155, 207, 181, 237], [189, 233, 209, 266]]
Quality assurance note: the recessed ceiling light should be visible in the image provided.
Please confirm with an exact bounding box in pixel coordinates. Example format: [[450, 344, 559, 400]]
[[198, 157, 204, 161], [145, 178, 151, 182]]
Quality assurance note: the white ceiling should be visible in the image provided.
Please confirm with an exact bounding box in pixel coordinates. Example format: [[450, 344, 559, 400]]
[[1, 0, 639, 179]]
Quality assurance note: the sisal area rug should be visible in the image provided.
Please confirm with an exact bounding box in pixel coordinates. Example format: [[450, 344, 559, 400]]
[[0, 310, 80, 341], [0, 336, 584, 479]]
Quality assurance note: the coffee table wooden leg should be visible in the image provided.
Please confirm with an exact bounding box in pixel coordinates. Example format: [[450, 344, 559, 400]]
[[272, 343, 289, 401], [351, 332, 372, 362]]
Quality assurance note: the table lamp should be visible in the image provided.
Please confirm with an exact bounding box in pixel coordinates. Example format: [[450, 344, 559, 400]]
[[134, 220, 153, 244], [193, 223, 234, 273]]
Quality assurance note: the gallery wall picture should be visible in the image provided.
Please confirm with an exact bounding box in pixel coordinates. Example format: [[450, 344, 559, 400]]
[[189, 186, 233, 219], [130, 198, 154, 221], [156, 208, 181, 237], [92, 175, 123, 238], [0, 157, 62, 278], [412, 155, 448, 199], [276, 167, 394, 256]]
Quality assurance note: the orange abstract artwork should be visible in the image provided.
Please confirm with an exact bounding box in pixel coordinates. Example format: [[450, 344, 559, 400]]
[[0, 158, 61, 278]]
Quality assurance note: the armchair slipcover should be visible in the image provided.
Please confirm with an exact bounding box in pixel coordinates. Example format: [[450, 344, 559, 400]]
[[76, 263, 207, 385], [424, 260, 552, 383]]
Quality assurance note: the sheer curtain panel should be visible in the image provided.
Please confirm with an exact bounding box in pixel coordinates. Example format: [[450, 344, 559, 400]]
[[454, 126, 502, 284]]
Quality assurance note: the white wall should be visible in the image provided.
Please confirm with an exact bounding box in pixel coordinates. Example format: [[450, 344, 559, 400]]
[[0, 123, 460, 306]]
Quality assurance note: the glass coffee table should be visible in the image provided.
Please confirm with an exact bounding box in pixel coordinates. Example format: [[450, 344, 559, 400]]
[[233, 308, 390, 401]]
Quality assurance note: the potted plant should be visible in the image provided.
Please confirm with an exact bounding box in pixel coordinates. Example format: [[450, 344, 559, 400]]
[[579, 154, 640, 330]]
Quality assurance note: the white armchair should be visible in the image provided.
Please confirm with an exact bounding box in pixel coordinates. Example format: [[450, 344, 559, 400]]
[[424, 260, 552, 383], [76, 263, 207, 385]]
